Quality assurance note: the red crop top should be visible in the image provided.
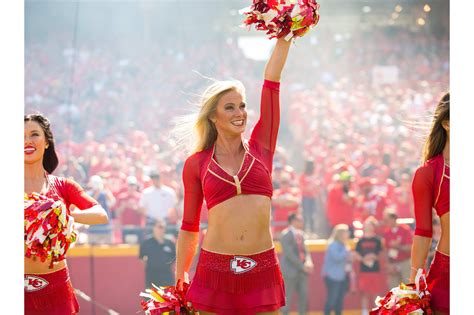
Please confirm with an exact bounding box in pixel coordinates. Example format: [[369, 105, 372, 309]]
[[180, 80, 280, 232], [412, 154, 450, 237], [44, 174, 98, 212]]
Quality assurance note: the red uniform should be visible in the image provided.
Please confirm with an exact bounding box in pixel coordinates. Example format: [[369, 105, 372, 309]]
[[25, 175, 98, 315], [412, 154, 450, 313], [25, 268, 78, 315], [181, 80, 285, 312], [326, 185, 355, 227]]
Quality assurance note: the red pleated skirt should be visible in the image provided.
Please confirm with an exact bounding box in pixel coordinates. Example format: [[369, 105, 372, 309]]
[[25, 267, 79, 315], [187, 248, 286, 314], [427, 250, 450, 314]]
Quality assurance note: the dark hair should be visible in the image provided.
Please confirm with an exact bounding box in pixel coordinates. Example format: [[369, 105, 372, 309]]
[[387, 211, 398, 220], [303, 160, 314, 175], [150, 171, 160, 179], [24, 113, 59, 173], [423, 92, 449, 162], [287, 212, 299, 224]]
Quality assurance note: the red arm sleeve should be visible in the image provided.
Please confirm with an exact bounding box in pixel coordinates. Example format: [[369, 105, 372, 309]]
[[250, 80, 280, 169], [180, 154, 204, 232], [64, 178, 98, 210], [412, 166, 434, 237]]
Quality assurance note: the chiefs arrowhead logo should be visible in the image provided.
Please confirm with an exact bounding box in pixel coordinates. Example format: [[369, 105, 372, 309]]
[[230, 256, 257, 274], [24, 275, 49, 292]]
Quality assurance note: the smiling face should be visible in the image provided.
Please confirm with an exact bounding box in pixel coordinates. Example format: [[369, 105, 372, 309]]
[[211, 89, 247, 137], [24, 120, 48, 166]]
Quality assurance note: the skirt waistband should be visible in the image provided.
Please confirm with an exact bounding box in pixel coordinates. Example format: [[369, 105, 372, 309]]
[[193, 247, 282, 294], [198, 247, 278, 273], [25, 266, 70, 293], [434, 250, 450, 261]]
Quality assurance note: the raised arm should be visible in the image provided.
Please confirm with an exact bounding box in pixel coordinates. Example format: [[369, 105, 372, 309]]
[[409, 166, 434, 281], [250, 38, 291, 167], [264, 38, 292, 82]]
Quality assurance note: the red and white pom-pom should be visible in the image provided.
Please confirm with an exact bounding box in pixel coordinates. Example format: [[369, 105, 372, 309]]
[[370, 269, 433, 315], [240, 0, 320, 40], [24, 193, 77, 268], [140, 281, 196, 315]]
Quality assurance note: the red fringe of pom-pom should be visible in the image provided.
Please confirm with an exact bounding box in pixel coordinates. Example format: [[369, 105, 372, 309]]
[[241, 0, 320, 40]]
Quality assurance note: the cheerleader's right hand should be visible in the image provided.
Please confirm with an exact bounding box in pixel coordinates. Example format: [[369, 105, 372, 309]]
[[176, 272, 190, 291]]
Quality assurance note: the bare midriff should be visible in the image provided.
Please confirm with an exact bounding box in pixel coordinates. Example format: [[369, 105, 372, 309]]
[[24, 244, 67, 274], [437, 212, 450, 255], [202, 194, 273, 255]]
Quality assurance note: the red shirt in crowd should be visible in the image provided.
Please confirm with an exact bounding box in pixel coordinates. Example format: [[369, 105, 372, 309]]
[[272, 186, 301, 233], [115, 190, 144, 226], [299, 173, 320, 198], [383, 224, 412, 262], [326, 184, 355, 227], [357, 193, 388, 222], [393, 186, 414, 218]]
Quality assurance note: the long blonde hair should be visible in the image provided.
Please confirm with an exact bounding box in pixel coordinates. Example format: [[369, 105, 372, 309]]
[[328, 224, 349, 244], [172, 79, 246, 154]]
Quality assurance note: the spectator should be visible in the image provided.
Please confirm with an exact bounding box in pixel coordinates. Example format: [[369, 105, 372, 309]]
[[356, 177, 387, 222], [299, 160, 322, 237], [382, 209, 412, 288], [139, 171, 177, 236], [354, 217, 384, 315], [115, 176, 145, 244], [322, 224, 351, 315], [86, 175, 116, 244], [280, 213, 314, 315], [393, 172, 414, 219], [326, 172, 356, 236], [139, 219, 176, 288], [272, 172, 301, 236]]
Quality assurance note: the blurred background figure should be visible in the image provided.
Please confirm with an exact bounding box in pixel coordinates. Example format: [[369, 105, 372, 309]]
[[393, 172, 414, 219], [299, 160, 322, 238], [382, 209, 412, 288], [356, 176, 388, 222], [322, 224, 351, 315], [326, 172, 356, 237], [115, 176, 144, 244], [280, 213, 314, 315], [86, 175, 116, 244], [139, 219, 176, 289], [272, 172, 302, 237], [354, 216, 384, 315], [139, 171, 177, 237]]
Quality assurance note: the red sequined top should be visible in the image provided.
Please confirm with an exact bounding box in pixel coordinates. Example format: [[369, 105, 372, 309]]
[[412, 154, 450, 237], [45, 174, 98, 211], [180, 80, 280, 232]]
